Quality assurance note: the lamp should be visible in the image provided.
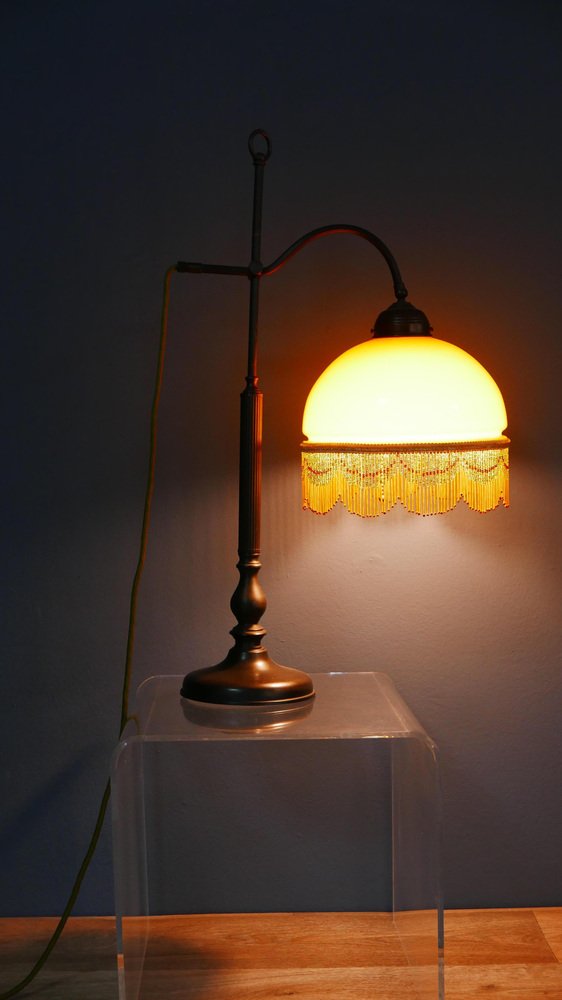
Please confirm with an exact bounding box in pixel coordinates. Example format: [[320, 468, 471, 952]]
[[177, 130, 509, 706]]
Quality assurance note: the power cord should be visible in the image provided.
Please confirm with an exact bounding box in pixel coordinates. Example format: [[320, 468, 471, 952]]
[[0, 265, 176, 999]]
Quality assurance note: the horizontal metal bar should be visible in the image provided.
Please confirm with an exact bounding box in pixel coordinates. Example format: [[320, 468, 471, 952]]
[[176, 261, 249, 277]]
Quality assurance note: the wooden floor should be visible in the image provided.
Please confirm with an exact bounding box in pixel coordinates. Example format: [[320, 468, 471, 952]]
[[0, 909, 561, 999]]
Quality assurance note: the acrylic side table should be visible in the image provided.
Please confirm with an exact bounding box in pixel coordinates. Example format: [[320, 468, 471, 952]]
[[111, 672, 444, 1000]]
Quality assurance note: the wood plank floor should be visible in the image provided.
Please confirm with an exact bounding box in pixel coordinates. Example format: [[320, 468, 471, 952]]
[[0, 909, 561, 999]]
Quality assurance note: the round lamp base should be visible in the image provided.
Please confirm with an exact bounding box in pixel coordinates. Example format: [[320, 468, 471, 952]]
[[181, 649, 315, 705]]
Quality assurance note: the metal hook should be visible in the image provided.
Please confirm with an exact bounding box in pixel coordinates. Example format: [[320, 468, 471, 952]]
[[248, 129, 272, 164]]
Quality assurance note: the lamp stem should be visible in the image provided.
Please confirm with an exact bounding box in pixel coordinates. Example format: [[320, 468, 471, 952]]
[[181, 130, 314, 703], [227, 132, 271, 674], [239, 128, 268, 555], [247, 128, 268, 378]]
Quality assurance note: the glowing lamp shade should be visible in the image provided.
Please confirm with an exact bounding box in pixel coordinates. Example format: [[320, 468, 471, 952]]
[[302, 336, 509, 516]]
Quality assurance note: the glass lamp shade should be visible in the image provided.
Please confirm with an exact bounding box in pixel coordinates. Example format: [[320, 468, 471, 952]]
[[301, 336, 509, 516]]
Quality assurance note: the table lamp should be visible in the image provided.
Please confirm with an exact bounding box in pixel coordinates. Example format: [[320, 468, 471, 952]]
[[175, 130, 508, 707]]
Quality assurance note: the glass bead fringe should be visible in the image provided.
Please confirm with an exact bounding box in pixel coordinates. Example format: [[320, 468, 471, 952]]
[[301, 447, 509, 516]]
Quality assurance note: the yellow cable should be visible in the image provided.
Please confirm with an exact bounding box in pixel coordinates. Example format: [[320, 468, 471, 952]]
[[0, 266, 176, 999]]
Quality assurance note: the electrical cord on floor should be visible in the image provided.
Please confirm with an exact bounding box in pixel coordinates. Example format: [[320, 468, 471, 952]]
[[0, 265, 176, 999]]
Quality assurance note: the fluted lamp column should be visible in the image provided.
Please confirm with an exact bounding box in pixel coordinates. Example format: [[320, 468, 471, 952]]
[[179, 130, 509, 707]]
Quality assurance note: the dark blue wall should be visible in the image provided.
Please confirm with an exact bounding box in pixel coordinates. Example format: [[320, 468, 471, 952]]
[[2, 0, 561, 915]]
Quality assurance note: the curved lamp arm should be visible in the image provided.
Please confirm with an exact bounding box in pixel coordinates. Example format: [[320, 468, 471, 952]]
[[176, 224, 408, 300], [261, 224, 408, 301]]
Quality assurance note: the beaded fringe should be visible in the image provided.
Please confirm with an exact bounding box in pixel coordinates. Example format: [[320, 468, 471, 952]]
[[301, 447, 509, 516]]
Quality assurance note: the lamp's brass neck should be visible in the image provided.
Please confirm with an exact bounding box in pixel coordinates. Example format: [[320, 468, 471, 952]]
[[373, 300, 432, 337]]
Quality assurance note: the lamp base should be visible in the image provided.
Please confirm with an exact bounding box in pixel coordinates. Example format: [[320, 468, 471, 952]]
[[181, 648, 315, 705]]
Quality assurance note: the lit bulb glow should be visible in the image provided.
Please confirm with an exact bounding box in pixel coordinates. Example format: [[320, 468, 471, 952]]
[[301, 336, 509, 516]]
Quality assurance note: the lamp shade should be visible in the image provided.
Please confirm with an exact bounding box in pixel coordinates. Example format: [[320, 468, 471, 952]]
[[302, 335, 509, 516]]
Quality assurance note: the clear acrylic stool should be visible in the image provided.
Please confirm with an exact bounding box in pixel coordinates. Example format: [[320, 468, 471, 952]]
[[111, 672, 443, 999]]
